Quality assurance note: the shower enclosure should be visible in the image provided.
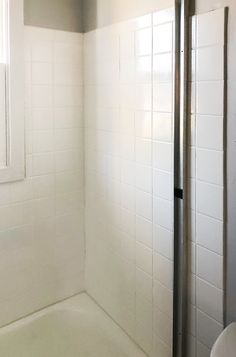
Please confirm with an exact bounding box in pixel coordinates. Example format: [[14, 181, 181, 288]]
[[0, 1, 227, 357], [84, 1, 226, 356]]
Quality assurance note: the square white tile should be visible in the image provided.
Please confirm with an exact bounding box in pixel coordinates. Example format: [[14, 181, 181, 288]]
[[196, 181, 223, 221], [196, 245, 223, 289], [196, 148, 223, 185]]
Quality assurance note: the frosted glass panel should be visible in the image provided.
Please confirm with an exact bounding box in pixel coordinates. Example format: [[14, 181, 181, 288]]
[[187, 8, 226, 357]]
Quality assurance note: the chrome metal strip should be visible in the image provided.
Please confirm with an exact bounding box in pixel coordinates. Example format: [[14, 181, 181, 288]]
[[173, 1, 194, 356]]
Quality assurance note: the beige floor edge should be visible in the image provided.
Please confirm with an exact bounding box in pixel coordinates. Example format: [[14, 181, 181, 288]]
[[0, 293, 147, 357]]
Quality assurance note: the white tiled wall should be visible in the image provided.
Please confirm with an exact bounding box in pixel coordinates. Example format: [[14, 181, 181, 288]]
[[187, 8, 226, 357], [0, 8, 226, 356], [84, 9, 175, 357], [0, 27, 84, 327]]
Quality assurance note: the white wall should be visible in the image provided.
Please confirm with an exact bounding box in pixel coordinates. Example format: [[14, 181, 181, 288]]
[[82, 0, 173, 32], [0, 27, 84, 328], [84, 9, 175, 357]]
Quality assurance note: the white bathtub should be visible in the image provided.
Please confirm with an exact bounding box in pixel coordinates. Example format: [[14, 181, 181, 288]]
[[0, 293, 147, 356]]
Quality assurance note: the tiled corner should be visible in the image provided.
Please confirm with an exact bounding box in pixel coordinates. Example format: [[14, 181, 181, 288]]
[[9, 6, 225, 357]]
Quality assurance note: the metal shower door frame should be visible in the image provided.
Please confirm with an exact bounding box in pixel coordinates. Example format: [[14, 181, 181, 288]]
[[173, 0, 194, 356]]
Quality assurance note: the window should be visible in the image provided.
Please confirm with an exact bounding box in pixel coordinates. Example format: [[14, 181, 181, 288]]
[[0, 0, 24, 183]]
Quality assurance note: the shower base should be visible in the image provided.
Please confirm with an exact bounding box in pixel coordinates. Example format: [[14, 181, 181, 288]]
[[0, 293, 147, 356]]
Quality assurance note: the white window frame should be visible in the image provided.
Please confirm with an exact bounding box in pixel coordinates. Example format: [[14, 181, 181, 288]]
[[0, 0, 24, 183]]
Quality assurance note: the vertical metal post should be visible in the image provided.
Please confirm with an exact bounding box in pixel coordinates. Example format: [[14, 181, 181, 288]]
[[173, 0, 193, 356]]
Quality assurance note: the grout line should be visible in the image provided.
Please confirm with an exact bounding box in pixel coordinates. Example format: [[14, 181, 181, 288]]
[[195, 241, 223, 257], [196, 307, 223, 327], [196, 276, 224, 292]]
